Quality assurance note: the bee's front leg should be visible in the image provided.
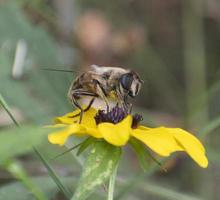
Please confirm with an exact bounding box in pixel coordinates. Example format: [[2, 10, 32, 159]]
[[123, 95, 132, 114], [125, 102, 132, 114], [116, 89, 129, 113], [94, 81, 110, 112]]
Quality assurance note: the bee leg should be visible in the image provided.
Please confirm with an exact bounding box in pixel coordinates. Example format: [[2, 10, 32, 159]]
[[71, 98, 95, 124], [118, 98, 127, 113], [106, 104, 110, 112], [116, 89, 128, 113], [104, 97, 110, 112], [84, 97, 95, 112], [69, 97, 95, 120], [126, 102, 132, 114], [95, 82, 110, 112], [123, 94, 132, 114], [121, 100, 127, 113], [69, 90, 97, 121], [101, 96, 110, 112], [71, 96, 84, 123]]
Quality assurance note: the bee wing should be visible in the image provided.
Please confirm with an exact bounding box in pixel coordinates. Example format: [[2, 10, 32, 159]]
[[90, 64, 127, 74], [90, 64, 99, 70], [90, 64, 108, 74]]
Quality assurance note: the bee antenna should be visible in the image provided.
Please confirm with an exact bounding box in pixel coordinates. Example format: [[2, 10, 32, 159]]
[[40, 68, 75, 73]]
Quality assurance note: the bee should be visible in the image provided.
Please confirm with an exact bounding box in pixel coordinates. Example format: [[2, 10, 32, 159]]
[[68, 65, 143, 122]]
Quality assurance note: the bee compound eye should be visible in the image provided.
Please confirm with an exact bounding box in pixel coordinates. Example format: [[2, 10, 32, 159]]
[[120, 73, 133, 91]]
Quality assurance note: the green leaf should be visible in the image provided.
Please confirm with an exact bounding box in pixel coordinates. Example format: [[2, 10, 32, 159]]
[[76, 137, 95, 156], [129, 138, 149, 172], [52, 137, 95, 159], [0, 126, 48, 164], [71, 141, 121, 200], [198, 116, 220, 138], [0, 94, 20, 126]]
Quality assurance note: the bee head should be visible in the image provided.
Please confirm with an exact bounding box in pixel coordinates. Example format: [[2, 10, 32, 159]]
[[119, 71, 143, 97]]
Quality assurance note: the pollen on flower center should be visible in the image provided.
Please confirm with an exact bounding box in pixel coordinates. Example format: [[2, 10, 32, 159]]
[[94, 105, 143, 128]]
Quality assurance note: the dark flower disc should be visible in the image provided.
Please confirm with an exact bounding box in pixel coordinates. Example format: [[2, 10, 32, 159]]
[[95, 105, 126, 124], [95, 105, 143, 128]]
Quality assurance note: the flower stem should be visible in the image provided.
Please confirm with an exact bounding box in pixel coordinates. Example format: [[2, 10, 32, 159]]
[[107, 162, 119, 200]]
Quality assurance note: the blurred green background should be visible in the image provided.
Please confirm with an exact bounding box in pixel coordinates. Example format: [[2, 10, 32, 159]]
[[0, 0, 220, 199]]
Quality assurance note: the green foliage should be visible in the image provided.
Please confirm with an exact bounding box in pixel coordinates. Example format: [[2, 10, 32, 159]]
[[0, 126, 48, 165], [0, 177, 73, 200], [76, 137, 95, 156], [129, 138, 149, 172], [127, 181, 202, 200], [1, 93, 72, 199], [34, 148, 72, 199], [5, 161, 48, 200], [0, 2, 72, 124], [71, 141, 121, 200], [0, 94, 20, 126]]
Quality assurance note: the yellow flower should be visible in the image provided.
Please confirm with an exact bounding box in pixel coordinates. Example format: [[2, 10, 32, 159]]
[[48, 107, 208, 168]]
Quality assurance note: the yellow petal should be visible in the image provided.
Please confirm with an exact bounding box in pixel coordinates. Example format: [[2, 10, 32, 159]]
[[54, 111, 79, 124], [44, 124, 67, 128], [137, 125, 151, 131], [86, 127, 103, 138], [98, 115, 132, 146], [168, 128, 208, 168], [131, 127, 183, 156], [81, 108, 98, 128], [54, 107, 97, 128], [48, 124, 86, 145]]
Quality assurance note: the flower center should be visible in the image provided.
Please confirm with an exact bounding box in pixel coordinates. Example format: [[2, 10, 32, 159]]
[[95, 106, 126, 124], [132, 114, 143, 128], [94, 105, 143, 128]]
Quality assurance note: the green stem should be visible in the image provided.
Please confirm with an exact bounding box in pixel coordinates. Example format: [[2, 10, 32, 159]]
[[0, 94, 20, 127], [107, 163, 119, 200], [6, 160, 47, 200], [0, 94, 48, 200], [182, 0, 208, 130], [1, 94, 72, 199]]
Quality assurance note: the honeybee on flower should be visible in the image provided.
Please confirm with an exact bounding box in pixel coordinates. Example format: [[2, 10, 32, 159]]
[[67, 65, 143, 122], [48, 65, 208, 168]]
